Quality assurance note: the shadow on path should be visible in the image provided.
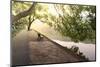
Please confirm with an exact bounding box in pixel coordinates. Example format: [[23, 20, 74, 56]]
[[11, 30, 87, 66]]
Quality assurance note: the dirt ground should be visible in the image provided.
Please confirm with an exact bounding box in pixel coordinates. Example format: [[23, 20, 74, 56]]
[[11, 30, 86, 66]]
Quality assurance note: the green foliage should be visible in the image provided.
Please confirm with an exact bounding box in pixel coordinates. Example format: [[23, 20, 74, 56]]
[[12, 1, 32, 15], [12, 1, 96, 42], [50, 4, 96, 42], [12, 1, 33, 37], [12, 17, 28, 37], [86, 6, 96, 30]]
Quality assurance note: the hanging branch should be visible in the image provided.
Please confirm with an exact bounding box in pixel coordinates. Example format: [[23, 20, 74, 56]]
[[12, 2, 36, 22], [53, 4, 71, 29]]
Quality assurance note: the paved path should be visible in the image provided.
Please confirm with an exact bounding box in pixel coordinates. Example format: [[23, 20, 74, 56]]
[[11, 30, 86, 66], [11, 30, 30, 66]]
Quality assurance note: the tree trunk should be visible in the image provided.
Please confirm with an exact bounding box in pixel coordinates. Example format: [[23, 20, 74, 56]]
[[27, 22, 32, 31], [27, 15, 35, 31], [12, 2, 36, 22]]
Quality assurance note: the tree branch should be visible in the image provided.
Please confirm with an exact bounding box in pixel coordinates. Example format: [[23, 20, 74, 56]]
[[12, 2, 36, 22]]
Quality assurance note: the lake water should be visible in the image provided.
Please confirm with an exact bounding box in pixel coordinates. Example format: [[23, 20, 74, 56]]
[[52, 39, 96, 61]]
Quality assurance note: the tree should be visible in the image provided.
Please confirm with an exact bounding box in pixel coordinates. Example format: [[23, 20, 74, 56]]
[[12, 1, 36, 22], [11, 1, 36, 36], [12, 1, 96, 42], [85, 6, 96, 31], [12, 1, 49, 36], [50, 4, 96, 42], [27, 15, 35, 31]]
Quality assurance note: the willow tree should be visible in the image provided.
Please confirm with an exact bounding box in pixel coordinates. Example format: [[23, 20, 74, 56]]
[[47, 4, 96, 42]]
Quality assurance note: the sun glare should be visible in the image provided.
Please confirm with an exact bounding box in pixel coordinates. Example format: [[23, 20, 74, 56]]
[[48, 4, 59, 16], [48, 4, 70, 17]]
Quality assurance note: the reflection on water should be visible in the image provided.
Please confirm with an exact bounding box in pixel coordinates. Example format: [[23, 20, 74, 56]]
[[52, 39, 95, 61]]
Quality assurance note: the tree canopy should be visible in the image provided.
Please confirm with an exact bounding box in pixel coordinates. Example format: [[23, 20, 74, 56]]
[[12, 1, 96, 42]]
